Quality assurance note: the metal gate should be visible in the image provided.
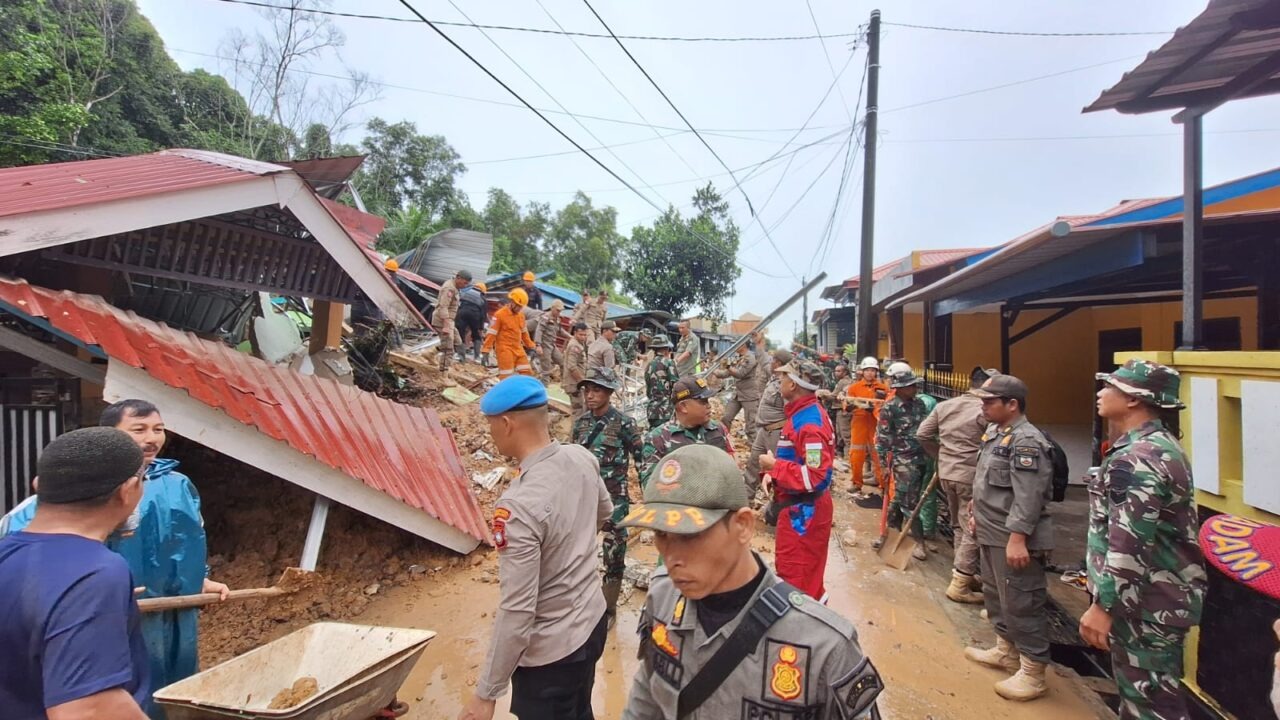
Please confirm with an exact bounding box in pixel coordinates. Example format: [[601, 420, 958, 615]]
[[2, 405, 62, 513]]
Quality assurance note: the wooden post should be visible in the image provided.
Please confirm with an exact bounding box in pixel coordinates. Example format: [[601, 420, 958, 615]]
[[309, 301, 345, 354]]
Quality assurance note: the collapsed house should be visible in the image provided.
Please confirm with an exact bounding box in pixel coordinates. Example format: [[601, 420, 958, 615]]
[[0, 149, 489, 560]]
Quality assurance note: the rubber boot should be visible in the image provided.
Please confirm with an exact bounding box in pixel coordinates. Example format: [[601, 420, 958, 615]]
[[602, 579, 622, 630], [964, 636, 1020, 673], [946, 570, 985, 604], [994, 657, 1049, 701]]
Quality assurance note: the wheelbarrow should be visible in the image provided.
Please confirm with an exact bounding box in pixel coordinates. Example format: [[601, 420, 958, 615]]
[[154, 622, 436, 720]]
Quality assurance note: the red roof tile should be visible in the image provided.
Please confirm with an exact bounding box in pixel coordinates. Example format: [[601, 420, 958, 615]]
[[0, 150, 282, 219], [0, 278, 487, 545]]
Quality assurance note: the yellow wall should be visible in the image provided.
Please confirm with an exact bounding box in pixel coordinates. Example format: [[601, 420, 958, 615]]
[[941, 297, 1258, 425]]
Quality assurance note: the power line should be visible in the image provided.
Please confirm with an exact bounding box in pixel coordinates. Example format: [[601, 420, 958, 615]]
[[391, 0, 792, 280], [207, 0, 864, 43], [169, 46, 846, 140], [532, 0, 699, 177], [467, 130, 690, 165], [0, 136, 123, 159], [882, 21, 1171, 38], [435, 0, 666, 204], [882, 55, 1144, 114], [811, 53, 870, 276], [582, 0, 798, 280], [804, 0, 856, 124]]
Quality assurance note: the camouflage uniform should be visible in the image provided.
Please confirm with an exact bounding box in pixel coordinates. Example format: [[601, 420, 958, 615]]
[[875, 392, 934, 537], [644, 355, 679, 428], [572, 406, 642, 582], [1089, 361, 1206, 720], [613, 330, 643, 365], [830, 374, 853, 455], [640, 420, 733, 488]]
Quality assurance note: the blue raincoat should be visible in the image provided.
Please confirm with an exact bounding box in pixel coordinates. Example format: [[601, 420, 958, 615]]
[[2, 458, 208, 719]]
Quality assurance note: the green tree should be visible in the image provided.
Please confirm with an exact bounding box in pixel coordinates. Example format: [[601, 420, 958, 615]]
[[0, 1, 90, 165], [546, 191, 622, 291], [623, 183, 741, 317], [378, 205, 433, 256], [354, 117, 466, 218], [482, 188, 548, 274]]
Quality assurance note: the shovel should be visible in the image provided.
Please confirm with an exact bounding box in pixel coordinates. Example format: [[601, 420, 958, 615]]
[[136, 567, 315, 613], [878, 472, 941, 571]]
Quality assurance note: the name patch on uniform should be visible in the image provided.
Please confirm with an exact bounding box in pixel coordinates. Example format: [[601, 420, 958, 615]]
[[492, 508, 511, 549], [1013, 447, 1039, 472], [740, 698, 821, 720], [761, 640, 810, 706]]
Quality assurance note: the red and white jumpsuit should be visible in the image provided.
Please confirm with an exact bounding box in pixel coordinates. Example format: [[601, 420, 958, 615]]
[[770, 394, 835, 601]]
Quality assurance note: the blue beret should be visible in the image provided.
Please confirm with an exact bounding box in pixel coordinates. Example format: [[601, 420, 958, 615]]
[[480, 376, 548, 416]]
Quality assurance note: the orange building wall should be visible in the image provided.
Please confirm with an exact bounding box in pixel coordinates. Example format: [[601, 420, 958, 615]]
[[944, 297, 1258, 425]]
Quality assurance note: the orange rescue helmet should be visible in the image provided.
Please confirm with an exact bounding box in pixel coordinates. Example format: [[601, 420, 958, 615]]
[[508, 288, 529, 307], [522, 271, 536, 282], [384, 258, 400, 272], [475, 282, 488, 292]]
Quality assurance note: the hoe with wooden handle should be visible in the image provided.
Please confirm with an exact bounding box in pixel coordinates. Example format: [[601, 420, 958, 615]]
[[137, 567, 315, 613]]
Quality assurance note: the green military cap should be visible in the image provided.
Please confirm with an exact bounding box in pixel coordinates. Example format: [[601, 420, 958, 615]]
[[771, 349, 794, 365], [601, 320, 619, 332], [579, 366, 620, 392], [1096, 358, 1184, 409], [456, 269, 473, 281], [619, 444, 748, 534]]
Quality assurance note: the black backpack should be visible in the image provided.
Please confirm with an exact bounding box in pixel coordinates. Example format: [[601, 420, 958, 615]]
[[1040, 430, 1071, 502]]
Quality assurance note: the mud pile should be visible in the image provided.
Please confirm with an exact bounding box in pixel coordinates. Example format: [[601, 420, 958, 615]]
[[180, 447, 461, 667]]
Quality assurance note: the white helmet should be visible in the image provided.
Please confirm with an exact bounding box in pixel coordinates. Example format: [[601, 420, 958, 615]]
[[886, 361, 913, 377], [857, 356, 879, 371]]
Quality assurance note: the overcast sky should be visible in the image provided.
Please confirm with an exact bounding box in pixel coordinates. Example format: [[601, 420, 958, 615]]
[[140, 0, 1280, 344]]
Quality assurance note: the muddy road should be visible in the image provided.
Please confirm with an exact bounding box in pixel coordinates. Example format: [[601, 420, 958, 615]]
[[357, 488, 1110, 720]]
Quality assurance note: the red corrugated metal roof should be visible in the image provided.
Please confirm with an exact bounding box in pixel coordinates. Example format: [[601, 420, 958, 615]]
[[0, 149, 282, 219], [0, 277, 487, 544]]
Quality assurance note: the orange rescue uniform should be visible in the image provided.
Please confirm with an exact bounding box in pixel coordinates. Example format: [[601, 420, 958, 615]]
[[482, 306, 536, 377], [846, 377, 889, 492]]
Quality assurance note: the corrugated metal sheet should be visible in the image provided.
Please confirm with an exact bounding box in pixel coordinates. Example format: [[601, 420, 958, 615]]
[[397, 229, 494, 285], [0, 278, 488, 544], [888, 165, 1280, 310], [0, 150, 282, 219], [1086, 0, 1280, 114]]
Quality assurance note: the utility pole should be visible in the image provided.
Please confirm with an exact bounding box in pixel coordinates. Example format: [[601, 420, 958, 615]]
[[856, 9, 881, 357], [801, 276, 809, 349]]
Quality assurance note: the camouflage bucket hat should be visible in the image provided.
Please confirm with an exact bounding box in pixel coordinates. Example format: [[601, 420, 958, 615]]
[[579, 366, 620, 392], [1096, 358, 1184, 409], [888, 368, 922, 389], [648, 334, 673, 349], [778, 361, 825, 390], [620, 444, 749, 534]]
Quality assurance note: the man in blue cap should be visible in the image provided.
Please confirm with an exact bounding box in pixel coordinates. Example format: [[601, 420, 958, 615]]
[[460, 376, 613, 720]]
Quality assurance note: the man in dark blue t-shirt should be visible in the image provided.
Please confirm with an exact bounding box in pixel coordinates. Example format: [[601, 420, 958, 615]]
[[0, 427, 151, 720]]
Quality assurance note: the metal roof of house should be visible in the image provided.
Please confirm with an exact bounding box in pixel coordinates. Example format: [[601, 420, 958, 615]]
[[889, 165, 1280, 312], [1086, 0, 1280, 115], [396, 229, 494, 285], [0, 149, 284, 219], [0, 150, 421, 326], [0, 277, 487, 549], [280, 156, 366, 199]]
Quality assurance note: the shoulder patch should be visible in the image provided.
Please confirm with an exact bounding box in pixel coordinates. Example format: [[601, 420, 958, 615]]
[[1013, 446, 1040, 472], [831, 657, 884, 720], [492, 507, 511, 549]]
